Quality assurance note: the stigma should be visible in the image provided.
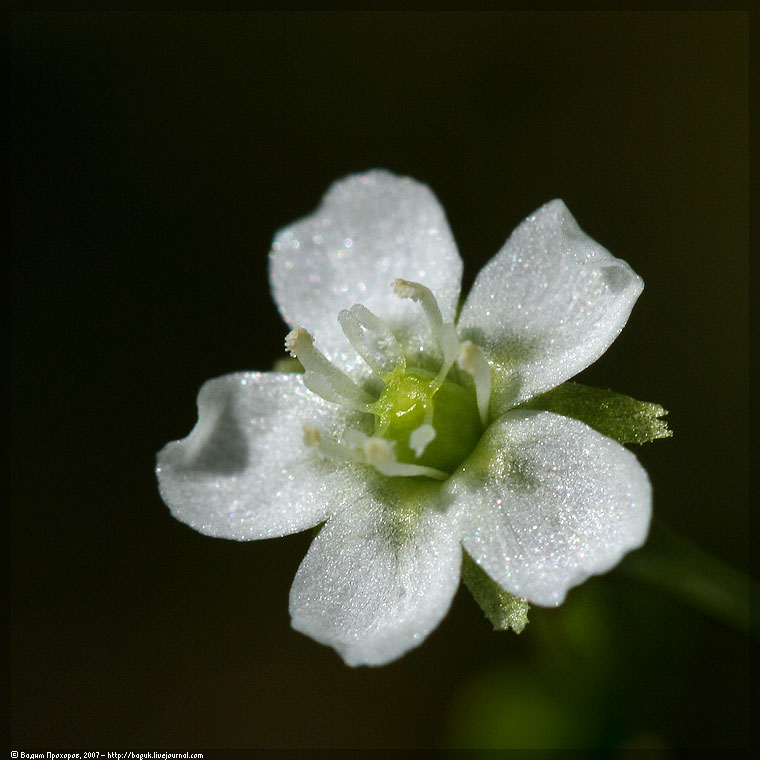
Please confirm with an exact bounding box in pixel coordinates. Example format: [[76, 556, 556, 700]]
[[286, 280, 493, 480]]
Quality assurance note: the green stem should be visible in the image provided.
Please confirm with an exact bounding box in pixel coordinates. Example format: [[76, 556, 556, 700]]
[[618, 522, 756, 637]]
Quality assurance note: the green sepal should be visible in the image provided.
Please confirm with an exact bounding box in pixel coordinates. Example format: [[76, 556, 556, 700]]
[[462, 551, 529, 633], [520, 382, 672, 445]]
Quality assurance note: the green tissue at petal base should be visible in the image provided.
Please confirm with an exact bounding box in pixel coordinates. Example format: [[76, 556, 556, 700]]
[[462, 551, 530, 633], [520, 382, 672, 445], [272, 357, 304, 373]]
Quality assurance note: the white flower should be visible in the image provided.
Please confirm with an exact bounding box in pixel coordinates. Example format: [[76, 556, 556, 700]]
[[156, 170, 651, 666]]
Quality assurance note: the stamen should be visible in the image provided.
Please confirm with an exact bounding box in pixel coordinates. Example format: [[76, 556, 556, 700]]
[[303, 425, 365, 463], [409, 423, 436, 458], [392, 279, 460, 387], [350, 303, 405, 370], [302, 372, 375, 414], [393, 279, 444, 333], [342, 428, 369, 449], [285, 328, 375, 409], [432, 323, 460, 389], [362, 436, 448, 481], [337, 309, 386, 379], [457, 341, 492, 425], [343, 429, 447, 479]]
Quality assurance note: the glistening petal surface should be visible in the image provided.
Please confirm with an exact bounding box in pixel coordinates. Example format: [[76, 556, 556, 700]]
[[289, 481, 462, 666], [457, 200, 643, 411], [270, 170, 463, 373], [156, 372, 367, 540], [451, 410, 651, 606]]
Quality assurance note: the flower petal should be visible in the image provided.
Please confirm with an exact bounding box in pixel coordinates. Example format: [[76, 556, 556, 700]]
[[457, 200, 643, 411], [289, 481, 462, 666], [451, 410, 651, 606], [270, 170, 463, 372], [156, 372, 367, 540]]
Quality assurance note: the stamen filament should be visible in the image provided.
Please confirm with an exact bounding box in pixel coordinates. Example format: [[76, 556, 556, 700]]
[[285, 328, 375, 408], [393, 278, 444, 333], [362, 437, 448, 481], [303, 425, 365, 463], [457, 340, 492, 425], [350, 303, 405, 370], [393, 279, 460, 389], [302, 372, 375, 414], [432, 323, 460, 389], [337, 309, 386, 380], [343, 429, 448, 480]]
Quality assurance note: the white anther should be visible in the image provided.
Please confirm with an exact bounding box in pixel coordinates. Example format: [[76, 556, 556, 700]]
[[362, 436, 448, 481], [457, 340, 492, 425], [285, 328, 376, 410], [409, 424, 436, 458]]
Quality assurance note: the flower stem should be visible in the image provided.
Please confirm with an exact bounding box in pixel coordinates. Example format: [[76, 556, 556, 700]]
[[618, 521, 756, 638]]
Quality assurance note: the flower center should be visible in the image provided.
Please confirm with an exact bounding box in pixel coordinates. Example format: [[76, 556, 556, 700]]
[[286, 279, 492, 481], [373, 367, 482, 474]]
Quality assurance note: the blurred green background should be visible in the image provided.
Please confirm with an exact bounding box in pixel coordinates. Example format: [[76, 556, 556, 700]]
[[11, 12, 749, 750]]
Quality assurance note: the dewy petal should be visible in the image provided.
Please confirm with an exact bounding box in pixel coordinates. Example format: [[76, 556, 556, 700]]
[[451, 410, 651, 607], [156, 372, 369, 540], [289, 482, 462, 666], [458, 200, 644, 411], [270, 170, 463, 373]]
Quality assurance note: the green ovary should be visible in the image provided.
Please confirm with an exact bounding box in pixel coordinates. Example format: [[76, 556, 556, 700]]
[[373, 367, 483, 474]]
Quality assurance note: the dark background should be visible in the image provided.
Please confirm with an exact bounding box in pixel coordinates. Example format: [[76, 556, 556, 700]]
[[11, 12, 749, 749]]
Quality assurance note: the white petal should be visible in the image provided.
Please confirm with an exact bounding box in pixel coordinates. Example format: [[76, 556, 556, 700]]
[[289, 482, 462, 666], [450, 410, 651, 606], [156, 372, 368, 540], [458, 200, 643, 411], [270, 171, 463, 373]]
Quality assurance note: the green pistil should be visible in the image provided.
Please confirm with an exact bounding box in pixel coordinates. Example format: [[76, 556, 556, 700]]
[[373, 367, 482, 474]]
